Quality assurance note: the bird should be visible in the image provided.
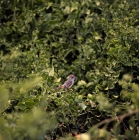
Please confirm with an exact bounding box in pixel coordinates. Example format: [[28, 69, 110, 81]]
[[55, 74, 76, 90]]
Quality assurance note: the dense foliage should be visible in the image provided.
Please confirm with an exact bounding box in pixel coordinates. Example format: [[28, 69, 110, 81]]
[[0, 0, 139, 139]]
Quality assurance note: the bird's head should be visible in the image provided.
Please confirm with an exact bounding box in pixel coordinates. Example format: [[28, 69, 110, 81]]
[[69, 74, 76, 80]]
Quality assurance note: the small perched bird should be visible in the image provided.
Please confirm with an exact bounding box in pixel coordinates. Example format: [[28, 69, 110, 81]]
[[55, 74, 76, 90]]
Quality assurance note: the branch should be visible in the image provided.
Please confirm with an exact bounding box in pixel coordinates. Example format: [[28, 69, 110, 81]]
[[94, 109, 139, 128]]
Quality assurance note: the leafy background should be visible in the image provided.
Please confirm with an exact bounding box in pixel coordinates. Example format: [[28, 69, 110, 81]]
[[0, 0, 139, 140]]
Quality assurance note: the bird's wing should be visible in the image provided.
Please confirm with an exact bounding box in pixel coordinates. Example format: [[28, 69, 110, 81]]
[[63, 80, 73, 89]]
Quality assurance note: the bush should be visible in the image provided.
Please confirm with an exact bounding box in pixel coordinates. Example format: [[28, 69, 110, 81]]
[[0, 0, 139, 139]]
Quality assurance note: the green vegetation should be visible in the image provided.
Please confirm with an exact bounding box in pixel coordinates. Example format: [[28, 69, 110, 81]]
[[0, 0, 139, 139]]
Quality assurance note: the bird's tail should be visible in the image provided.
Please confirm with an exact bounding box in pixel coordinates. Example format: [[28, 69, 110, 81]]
[[54, 85, 64, 91]]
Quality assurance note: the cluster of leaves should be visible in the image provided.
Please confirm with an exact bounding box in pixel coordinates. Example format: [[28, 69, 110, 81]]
[[1, 0, 139, 139]]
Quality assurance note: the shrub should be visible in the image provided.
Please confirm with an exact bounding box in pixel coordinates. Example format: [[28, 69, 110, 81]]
[[0, 0, 139, 139]]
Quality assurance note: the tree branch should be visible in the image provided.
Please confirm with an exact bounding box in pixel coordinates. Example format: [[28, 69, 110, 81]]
[[94, 109, 139, 128]]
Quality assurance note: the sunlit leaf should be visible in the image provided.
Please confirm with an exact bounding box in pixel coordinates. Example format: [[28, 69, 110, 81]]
[[79, 102, 87, 110], [77, 80, 87, 86]]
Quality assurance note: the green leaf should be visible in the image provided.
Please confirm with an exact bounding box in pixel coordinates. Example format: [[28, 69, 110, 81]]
[[79, 102, 87, 110], [77, 80, 87, 87], [16, 102, 26, 110]]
